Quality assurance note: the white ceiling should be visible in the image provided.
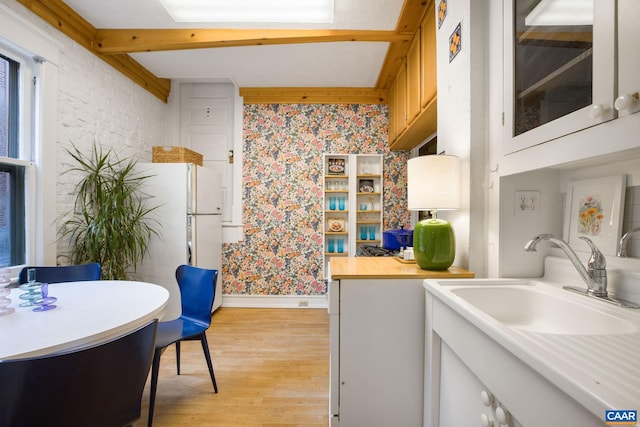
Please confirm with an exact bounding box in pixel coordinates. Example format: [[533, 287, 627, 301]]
[[63, 0, 405, 87]]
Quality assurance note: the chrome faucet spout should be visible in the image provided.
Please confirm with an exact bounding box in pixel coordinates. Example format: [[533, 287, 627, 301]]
[[524, 234, 608, 297], [617, 227, 640, 257]]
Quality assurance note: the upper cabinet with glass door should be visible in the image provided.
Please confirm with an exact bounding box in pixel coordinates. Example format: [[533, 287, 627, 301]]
[[616, 0, 640, 118], [503, 0, 616, 154]]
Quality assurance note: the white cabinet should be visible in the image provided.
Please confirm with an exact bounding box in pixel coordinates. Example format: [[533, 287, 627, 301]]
[[323, 154, 383, 277], [439, 342, 523, 427], [503, 0, 617, 154], [329, 277, 425, 427], [616, 0, 640, 117], [425, 290, 603, 427]]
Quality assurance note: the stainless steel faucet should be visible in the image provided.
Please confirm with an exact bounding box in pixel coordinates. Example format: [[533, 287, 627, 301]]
[[617, 227, 640, 257], [524, 234, 640, 308], [524, 233, 608, 297]]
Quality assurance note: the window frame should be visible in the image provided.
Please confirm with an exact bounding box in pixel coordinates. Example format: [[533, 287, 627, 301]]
[[0, 44, 35, 271], [0, 2, 60, 276]]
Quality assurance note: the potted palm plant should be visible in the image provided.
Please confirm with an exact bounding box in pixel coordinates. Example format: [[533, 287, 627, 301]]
[[58, 143, 159, 280]]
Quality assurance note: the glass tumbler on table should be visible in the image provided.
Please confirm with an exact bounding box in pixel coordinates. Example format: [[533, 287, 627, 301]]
[[0, 268, 14, 316]]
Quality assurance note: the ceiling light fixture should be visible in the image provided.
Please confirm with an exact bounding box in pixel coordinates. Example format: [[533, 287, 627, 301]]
[[159, 0, 334, 23]]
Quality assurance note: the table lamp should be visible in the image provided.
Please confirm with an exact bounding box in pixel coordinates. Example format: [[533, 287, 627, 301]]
[[407, 155, 460, 270]]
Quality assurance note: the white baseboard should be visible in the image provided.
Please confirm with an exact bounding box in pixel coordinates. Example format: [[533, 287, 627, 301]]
[[220, 294, 328, 309]]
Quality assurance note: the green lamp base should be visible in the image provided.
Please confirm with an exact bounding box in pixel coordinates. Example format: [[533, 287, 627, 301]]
[[413, 218, 455, 271]]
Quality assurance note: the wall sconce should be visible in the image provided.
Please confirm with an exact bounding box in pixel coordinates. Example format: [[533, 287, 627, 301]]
[[407, 155, 460, 270]]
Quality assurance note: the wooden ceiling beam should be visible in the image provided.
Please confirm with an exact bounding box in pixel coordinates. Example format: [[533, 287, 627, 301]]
[[239, 87, 387, 104], [16, 0, 430, 104], [94, 29, 411, 54], [16, 0, 171, 103]]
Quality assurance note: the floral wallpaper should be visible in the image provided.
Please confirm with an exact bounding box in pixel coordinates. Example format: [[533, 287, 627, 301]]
[[222, 104, 410, 296]]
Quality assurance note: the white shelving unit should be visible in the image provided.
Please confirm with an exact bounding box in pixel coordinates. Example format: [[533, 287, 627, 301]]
[[323, 154, 383, 278]]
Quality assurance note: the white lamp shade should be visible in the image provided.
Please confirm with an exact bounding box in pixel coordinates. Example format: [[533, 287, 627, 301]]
[[407, 155, 460, 211]]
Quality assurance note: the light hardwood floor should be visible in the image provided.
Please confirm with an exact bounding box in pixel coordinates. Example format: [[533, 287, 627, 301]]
[[134, 308, 330, 427]]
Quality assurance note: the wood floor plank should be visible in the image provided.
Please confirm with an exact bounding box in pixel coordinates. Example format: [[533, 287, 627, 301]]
[[134, 308, 330, 427]]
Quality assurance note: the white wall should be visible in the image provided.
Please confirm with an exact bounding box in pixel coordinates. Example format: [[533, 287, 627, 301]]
[[436, 0, 488, 276], [0, 0, 168, 264]]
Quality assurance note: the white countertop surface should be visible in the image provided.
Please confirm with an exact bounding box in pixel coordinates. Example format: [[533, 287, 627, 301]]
[[0, 280, 169, 360]]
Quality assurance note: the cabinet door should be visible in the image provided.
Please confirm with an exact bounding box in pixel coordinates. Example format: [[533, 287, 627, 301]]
[[339, 279, 425, 427], [407, 30, 422, 124], [421, 0, 437, 107], [388, 79, 397, 143], [395, 61, 408, 135], [616, 0, 640, 117], [503, 0, 615, 154]]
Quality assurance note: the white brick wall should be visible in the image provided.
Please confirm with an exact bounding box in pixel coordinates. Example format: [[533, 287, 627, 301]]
[[1, 0, 168, 261]]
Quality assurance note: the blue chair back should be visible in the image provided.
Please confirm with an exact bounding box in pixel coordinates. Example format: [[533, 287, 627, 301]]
[[0, 319, 158, 427], [175, 264, 218, 325], [18, 263, 101, 284]]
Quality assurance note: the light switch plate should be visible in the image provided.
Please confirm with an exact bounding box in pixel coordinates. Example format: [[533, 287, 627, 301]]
[[515, 191, 540, 216]]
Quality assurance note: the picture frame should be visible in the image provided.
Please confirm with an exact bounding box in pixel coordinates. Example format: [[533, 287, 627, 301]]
[[562, 175, 626, 256], [358, 178, 374, 193]]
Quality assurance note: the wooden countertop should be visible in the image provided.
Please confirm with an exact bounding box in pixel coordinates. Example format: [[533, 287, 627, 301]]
[[329, 257, 475, 280]]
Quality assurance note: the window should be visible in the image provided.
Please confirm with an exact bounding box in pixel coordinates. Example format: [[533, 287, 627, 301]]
[[0, 53, 28, 268]]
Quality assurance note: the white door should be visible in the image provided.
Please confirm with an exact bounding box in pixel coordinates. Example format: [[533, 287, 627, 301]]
[[180, 83, 234, 222]]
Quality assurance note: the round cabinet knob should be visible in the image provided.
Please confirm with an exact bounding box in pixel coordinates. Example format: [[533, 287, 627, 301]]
[[589, 104, 609, 119], [496, 406, 511, 425], [480, 413, 494, 427], [480, 390, 494, 407], [614, 92, 640, 111]]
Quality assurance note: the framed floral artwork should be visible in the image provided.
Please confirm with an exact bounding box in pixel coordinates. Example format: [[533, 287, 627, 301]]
[[563, 175, 626, 256]]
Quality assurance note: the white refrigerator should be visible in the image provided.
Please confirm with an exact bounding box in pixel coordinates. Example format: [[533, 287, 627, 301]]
[[136, 162, 223, 320]]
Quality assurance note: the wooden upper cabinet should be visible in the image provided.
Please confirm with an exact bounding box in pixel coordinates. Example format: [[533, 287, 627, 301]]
[[388, 79, 397, 143], [407, 29, 422, 124], [395, 61, 408, 135], [388, 0, 437, 150], [421, 1, 437, 106]]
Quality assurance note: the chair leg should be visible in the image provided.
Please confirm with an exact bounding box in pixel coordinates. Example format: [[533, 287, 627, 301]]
[[148, 349, 163, 427], [199, 332, 218, 393], [175, 341, 181, 375]]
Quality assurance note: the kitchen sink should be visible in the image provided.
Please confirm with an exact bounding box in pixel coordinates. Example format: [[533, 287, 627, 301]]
[[437, 280, 638, 335]]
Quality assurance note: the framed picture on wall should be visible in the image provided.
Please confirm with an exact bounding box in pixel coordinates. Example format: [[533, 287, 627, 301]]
[[563, 175, 626, 256]]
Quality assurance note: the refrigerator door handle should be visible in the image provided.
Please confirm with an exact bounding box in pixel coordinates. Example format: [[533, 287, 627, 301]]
[[187, 215, 193, 266]]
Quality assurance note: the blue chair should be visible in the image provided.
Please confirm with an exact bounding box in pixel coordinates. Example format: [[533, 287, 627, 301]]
[[0, 319, 158, 427], [18, 263, 101, 284], [148, 265, 218, 427]]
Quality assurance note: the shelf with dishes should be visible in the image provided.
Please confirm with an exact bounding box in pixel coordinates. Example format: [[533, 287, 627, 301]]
[[322, 154, 383, 278]]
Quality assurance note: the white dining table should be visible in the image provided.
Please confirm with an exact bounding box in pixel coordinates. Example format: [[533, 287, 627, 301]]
[[0, 280, 169, 360]]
